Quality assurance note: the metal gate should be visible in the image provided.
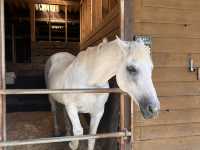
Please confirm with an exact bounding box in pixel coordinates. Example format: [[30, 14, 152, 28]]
[[0, 88, 134, 150]]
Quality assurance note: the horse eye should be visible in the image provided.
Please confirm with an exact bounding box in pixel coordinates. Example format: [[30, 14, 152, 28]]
[[126, 65, 137, 73]]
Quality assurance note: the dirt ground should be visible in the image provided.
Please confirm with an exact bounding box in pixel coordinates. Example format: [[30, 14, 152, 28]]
[[6, 112, 98, 150], [6, 89, 120, 150]]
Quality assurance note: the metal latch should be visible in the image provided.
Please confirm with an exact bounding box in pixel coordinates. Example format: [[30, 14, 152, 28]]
[[188, 57, 200, 80]]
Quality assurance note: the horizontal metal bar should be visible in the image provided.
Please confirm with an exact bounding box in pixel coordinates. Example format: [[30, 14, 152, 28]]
[[0, 132, 131, 147], [0, 88, 126, 95]]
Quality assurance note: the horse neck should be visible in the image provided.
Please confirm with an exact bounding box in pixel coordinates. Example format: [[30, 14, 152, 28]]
[[87, 40, 124, 85]]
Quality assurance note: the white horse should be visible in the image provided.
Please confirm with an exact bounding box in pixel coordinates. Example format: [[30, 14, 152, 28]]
[[45, 36, 160, 150]]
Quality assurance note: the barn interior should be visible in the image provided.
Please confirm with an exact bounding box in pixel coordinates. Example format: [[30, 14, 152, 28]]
[[4, 0, 120, 149], [5, 0, 80, 112]]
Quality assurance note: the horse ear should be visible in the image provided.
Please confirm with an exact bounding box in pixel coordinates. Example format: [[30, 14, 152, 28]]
[[115, 36, 129, 54]]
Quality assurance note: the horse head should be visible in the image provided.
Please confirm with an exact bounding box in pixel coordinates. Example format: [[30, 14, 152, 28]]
[[115, 36, 160, 119]]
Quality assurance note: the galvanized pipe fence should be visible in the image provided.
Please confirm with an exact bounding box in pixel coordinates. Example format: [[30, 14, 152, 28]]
[[0, 88, 134, 150]]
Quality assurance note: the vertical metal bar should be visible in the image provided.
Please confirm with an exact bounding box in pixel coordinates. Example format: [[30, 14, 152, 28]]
[[130, 99, 134, 149], [0, 0, 6, 148], [120, 94, 125, 150]]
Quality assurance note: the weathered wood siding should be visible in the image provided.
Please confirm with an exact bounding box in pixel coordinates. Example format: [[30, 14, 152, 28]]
[[133, 0, 200, 149], [6, 42, 79, 76], [80, 0, 120, 50]]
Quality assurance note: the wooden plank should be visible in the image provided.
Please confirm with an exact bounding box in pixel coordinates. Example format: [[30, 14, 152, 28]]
[[109, 0, 118, 11], [30, 1, 35, 42], [96, 0, 102, 27], [80, 6, 82, 41], [81, 4, 85, 40], [92, 0, 102, 29], [143, 0, 200, 10], [136, 6, 200, 24], [133, 0, 142, 23], [11, 24, 16, 63], [135, 109, 200, 127], [32, 0, 80, 6], [134, 135, 200, 150], [120, 0, 133, 40], [160, 96, 200, 111], [65, 6, 67, 43], [0, 0, 6, 145], [152, 53, 200, 67], [81, 5, 119, 47], [134, 22, 200, 38], [92, 0, 96, 30], [102, 0, 109, 17], [155, 82, 200, 97], [87, 0, 92, 33], [152, 53, 189, 67], [88, 27, 120, 47], [135, 123, 200, 140], [92, 0, 102, 30], [152, 67, 196, 82], [81, 6, 120, 49], [151, 37, 200, 53], [134, 95, 200, 111]]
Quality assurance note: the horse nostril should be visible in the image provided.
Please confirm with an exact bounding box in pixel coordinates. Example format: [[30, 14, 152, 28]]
[[147, 105, 154, 114]]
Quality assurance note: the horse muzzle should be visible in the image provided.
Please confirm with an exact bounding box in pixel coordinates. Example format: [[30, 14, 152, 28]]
[[139, 99, 160, 119]]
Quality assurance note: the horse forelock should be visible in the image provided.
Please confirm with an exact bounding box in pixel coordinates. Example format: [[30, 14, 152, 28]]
[[126, 41, 153, 67]]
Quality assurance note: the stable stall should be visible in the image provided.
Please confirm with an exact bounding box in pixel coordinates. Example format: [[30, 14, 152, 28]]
[[1, 0, 200, 150], [0, 0, 133, 150]]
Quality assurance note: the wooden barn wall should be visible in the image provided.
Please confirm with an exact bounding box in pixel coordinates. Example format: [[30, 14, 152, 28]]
[[133, 0, 200, 149], [80, 0, 120, 50], [6, 42, 79, 76]]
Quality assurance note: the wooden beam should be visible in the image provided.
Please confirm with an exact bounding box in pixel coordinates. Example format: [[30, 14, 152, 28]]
[[30, 1, 36, 42], [86, 0, 92, 34], [11, 24, 16, 63], [32, 0, 80, 6], [120, 0, 134, 40], [0, 0, 6, 147], [65, 6, 68, 43], [80, 6, 82, 41]]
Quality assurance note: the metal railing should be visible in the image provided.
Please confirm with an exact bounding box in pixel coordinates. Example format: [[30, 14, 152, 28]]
[[0, 88, 134, 150]]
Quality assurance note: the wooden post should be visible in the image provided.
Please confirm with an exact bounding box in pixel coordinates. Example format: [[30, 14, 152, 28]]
[[11, 24, 16, 63], [65, 5, 68, 43], [120, 0, 134, 149], [87, 0, 92, 33], [30, 1, 36, 42], [80, 5, 82, 42], [48, 4, 51, 41], [120, 0, 134, 40], [0, 0, 6, 147]]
